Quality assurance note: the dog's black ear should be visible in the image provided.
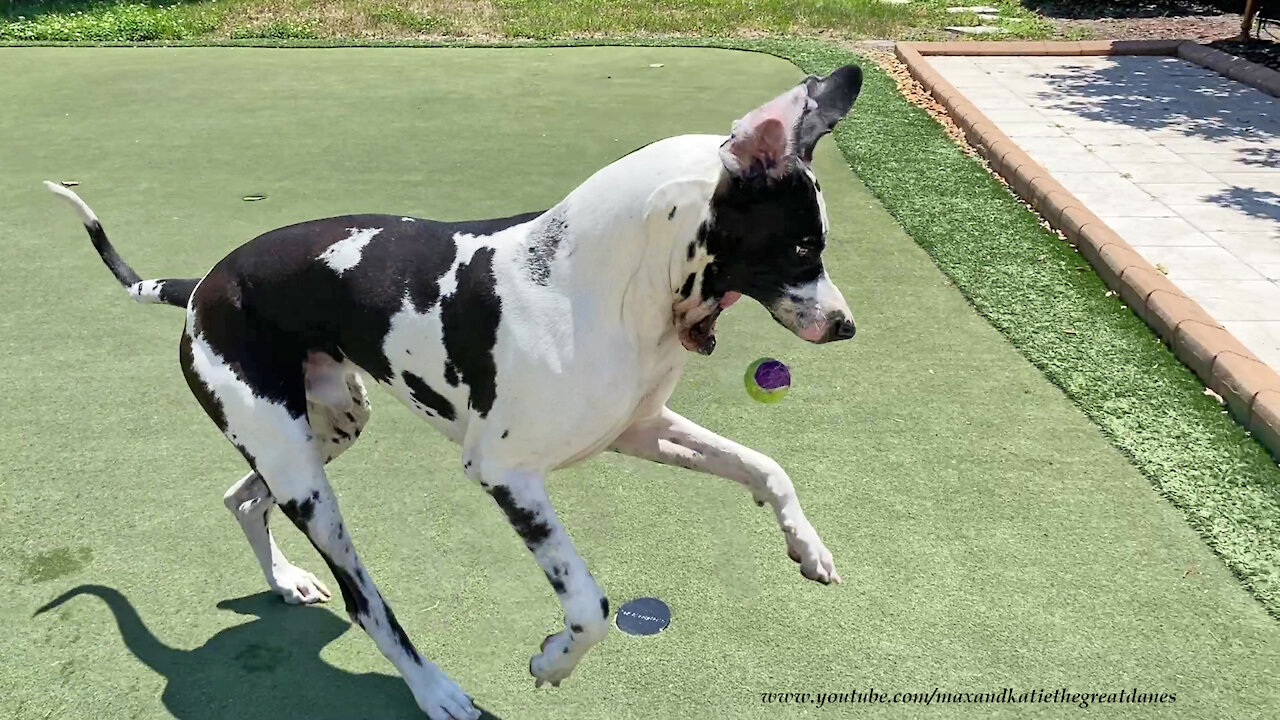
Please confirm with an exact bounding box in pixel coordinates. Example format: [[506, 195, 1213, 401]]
[[793, 64, 862, 163]]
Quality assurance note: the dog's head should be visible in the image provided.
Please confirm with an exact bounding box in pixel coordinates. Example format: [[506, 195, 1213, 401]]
[[674, 65, 862, 355]]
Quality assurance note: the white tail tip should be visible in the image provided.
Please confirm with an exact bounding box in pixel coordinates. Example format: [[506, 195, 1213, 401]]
[[128, 280, 167, 304], [43, 180, 99, 226]]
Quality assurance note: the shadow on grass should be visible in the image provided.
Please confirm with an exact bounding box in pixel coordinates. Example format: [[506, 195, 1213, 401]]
[[35, 585, 503, 720]]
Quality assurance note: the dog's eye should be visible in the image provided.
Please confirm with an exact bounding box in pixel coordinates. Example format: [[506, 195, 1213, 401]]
[[794, 245, 812, 258]]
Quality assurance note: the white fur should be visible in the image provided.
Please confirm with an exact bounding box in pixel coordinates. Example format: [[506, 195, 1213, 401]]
[[43, 181, 99, 226], [611, 407, 839, 583], [128, 280, 165, 304], [317, 227, 381, 276], [223, 472, 331, 604]]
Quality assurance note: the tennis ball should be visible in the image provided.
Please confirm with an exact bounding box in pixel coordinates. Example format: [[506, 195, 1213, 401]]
[[745, 358, 790, 403]]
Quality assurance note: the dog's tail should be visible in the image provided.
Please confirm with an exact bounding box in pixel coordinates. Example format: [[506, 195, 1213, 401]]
[[43, 181, 199, 308]]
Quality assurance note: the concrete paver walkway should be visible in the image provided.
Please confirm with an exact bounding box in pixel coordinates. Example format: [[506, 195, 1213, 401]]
[[928, 54, 1280, 368]]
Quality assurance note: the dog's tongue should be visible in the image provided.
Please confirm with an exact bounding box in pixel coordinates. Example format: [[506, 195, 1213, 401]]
[[720, 291, 742, 309]]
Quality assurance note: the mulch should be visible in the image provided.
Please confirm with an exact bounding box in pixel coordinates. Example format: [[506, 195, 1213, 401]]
[[1032, 1, 1280, 70]]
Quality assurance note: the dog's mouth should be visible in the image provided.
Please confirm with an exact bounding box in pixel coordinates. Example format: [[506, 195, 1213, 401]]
[[677, 292, 741, 355]]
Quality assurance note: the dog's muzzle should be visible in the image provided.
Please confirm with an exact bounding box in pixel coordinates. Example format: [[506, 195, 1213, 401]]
[[824, 312, 857, 342], [769, 274, 856, 344]]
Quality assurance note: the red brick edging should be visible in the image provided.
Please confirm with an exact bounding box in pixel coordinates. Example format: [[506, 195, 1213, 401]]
[[894, 39, 1280, 458]]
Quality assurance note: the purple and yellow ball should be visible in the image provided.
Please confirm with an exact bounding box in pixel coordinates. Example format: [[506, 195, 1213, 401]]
[[744, 358, 790, 403]]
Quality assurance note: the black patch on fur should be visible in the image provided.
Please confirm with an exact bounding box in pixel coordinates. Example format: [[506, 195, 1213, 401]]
[[570, 624, 583, 634], [186, 211, 537, 396], [441, 247, 502, 417], [679, 273, 696, 299], [524, 210, 566, 286], [154, 277, 200, 307], [179, 331, 228, 433], [795, 65, 862, 163], [401, 371, 457, 421], [84, 220, 142, 287], [280, 490, 320, 526], [501, 429, 509, 439], [600, 597, 610, 619], [695, 172, 826, 308], [668, 206, 677, 220], [383, 603, 422, 664], [686, 241, 697, 261], [488, 486, 552, 548], [544, 570, 567, 594], [278, 501, 370, 624], [186, 267, 310, 418], [326, 559, 369, 623], [444, 362, 459, 387]]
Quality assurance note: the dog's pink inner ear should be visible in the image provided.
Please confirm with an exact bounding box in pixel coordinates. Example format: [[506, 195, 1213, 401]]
[[721, 117, 790, 178], [721, 86, 807, 178]]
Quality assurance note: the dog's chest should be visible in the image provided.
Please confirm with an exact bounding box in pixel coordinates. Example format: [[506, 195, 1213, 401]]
[[495, 319, 689, 469]]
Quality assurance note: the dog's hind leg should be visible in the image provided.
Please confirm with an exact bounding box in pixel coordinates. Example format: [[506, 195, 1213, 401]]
[[611, 407, 841, 585], [181, 324, 477, 720], [223, 471, 331, 604], [273, 467, 477, 720], [219, 360, 369, 605], [475, 465, 609, 688]]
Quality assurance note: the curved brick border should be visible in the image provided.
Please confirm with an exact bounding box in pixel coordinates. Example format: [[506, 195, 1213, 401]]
[[895, 39, 1280, 458]]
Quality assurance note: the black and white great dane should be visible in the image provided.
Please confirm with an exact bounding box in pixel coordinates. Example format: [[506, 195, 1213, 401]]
[[47, 65, 862, 719]]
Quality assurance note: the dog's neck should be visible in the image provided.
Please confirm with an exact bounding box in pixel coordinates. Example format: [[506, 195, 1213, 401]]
[[547, 134, 726, 349]]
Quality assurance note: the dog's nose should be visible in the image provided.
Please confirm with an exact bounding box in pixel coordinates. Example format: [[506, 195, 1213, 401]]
[[825, 315, 856, 342]]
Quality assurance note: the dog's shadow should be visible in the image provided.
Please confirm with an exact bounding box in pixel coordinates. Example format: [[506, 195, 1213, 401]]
[[36, 585, 503, 719]]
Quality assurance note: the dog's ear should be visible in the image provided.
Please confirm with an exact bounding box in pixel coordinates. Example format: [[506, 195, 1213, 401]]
[[719, 84, 808, 179], [793, 65, 862, 164], [721, 64, 863, 178]]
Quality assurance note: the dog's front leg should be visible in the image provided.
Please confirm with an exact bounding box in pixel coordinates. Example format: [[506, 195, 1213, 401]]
[[611, 407, 841, 584], [479, 466, 609, 687]]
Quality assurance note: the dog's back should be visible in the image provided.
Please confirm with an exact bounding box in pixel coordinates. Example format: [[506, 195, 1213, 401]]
[[191, 210, 543, 387]]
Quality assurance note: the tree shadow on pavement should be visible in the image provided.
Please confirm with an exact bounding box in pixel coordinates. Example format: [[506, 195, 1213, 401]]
[[1207, 185, 1280, 221], [1027, 56, 1276, 142]]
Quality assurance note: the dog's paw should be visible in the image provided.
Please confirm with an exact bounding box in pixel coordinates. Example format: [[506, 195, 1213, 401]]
[[271, 565, 332, 605], [529, 632, 576, 688], [786, 529, 842, 585], [412, 668, 480, 720]]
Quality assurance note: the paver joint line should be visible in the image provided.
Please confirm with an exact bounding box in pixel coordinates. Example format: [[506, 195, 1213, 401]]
[[896, 39, 1280, 460], [1147, 290, 1222, 340]]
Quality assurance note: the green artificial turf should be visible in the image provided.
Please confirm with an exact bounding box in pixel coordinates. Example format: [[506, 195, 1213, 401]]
[[1, 46, 1279, 720], [772, 40, 1280, 616]]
